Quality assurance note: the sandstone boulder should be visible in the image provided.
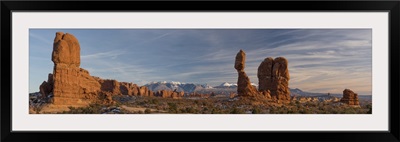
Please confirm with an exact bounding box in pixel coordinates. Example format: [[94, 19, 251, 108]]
[[234, 50, 246, 71], [340, 89, 360, 105], [52, 32, 80, 67]]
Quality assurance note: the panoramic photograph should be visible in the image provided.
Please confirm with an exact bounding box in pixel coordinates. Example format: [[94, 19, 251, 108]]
[[29, 29, 372, 114]]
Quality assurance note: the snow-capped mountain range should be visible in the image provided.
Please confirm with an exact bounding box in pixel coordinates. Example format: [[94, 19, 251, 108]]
[[143, 81, 349, 97], [145, 81, 213, 93], [144, 81, 258, 94]]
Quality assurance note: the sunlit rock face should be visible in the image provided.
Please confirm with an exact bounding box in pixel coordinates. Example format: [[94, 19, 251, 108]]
[[258, 56, 290, 103], [48, 32, 159, 108], [234, 50, 259, 97], [340, 89, 360, 105]]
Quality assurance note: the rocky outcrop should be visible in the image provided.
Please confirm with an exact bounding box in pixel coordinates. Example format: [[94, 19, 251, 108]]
[[50, 32, 104, 107], [257, 57, 274, 92], [137, 86, 156, 97], [260, 90, 272, 99], [43, 32, 163, 109], [154, 90, 184, 99], [52, 32, 80, 67], [39, 74, 53, 98], [257, 57, 291, 103], [51, 32, 100, 106], [234, 50, 259, 97], [98, 79, 120, 95], [340, 89, 360, 105], [271, 57, 290, 102]]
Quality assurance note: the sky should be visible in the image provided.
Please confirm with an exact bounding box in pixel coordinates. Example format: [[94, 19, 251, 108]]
[[29, 29, 372, 95]]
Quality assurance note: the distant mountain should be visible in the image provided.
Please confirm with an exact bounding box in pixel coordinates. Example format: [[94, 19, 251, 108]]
[[145, 81, 213, 93], [214, 82, 237, 88], [289, 88, 341, 97], [143, 81, 372, 100]]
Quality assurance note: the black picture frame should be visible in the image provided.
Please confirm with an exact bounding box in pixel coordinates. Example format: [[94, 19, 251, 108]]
[[1, 1, 399, 142]]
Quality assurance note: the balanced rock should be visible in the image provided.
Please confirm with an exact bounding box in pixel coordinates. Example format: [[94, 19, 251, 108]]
[[234, 50, 259, 97], [340, 89, 360, 105]]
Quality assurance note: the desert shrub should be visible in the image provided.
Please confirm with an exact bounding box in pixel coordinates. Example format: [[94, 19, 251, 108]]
[[252, 107, 261, 114], [366, 104, 372, 114], [185, 107, 196, 114], [230, 107, 245, 114], [211, 108, 221, 114], [168, 102, 178, 113], [144, 108, 151, 114], [203, 107, 209, 111], [340, 107, 357, 114], [150, 99, 159, 104]]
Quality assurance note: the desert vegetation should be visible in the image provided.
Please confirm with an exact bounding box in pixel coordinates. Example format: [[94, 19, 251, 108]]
[[50, 95, 371, 114]]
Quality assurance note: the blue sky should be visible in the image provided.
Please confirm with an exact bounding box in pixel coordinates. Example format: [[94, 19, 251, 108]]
[[29, 29, 372, 95]]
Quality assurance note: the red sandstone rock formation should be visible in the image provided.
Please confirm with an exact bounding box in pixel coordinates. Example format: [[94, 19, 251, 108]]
[[234, 50, 259, 97], [271, 57, 290, 102], [39, 74, 53, 98], [340, 89, 360, 105], [98, 79, 120, 95], [154, 90, 183, 99], [257, 57, 290, 103], [51, 32, 100, 106], [257, 57, 274, 92], [260, 90, 272, 99], [52, 32, 80, 67], [40, 32, 181, 109]]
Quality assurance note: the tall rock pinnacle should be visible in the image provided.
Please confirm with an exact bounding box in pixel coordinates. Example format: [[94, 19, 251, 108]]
[[234, 50, 258, 97]]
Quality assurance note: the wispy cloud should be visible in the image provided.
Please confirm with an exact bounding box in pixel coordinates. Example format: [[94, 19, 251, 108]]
[[29, 32, 53, 45], [30, 29, 372, 95], [81, 50, 125, 60]]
